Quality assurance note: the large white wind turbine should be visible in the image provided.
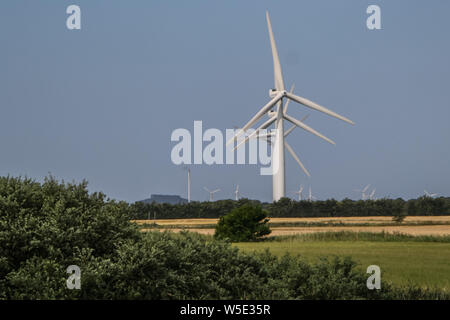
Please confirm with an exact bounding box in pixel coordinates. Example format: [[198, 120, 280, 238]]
[[204, 187, 220, 201], [227, 11, 354, 201]]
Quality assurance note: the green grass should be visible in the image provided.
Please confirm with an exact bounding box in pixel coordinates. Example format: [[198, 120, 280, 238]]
[[268, 231, 450, 242], [234, 233, 450, 290]]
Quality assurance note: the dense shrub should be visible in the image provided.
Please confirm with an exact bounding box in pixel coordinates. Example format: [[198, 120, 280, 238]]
[[0, 176, 140, 299], [214, 204, 271, 241]]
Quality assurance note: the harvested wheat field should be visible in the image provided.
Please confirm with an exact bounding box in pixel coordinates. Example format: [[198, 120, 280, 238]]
[[133, 218, 218, 226], [266, 225, 450, 236], [134, 216, 450, 227], [268, 216, 450, 224], [140, 217, 450, 236]]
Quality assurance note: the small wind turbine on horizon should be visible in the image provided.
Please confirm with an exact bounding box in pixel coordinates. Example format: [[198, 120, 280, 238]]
[[234, 184, 240, 201], [354, 184, 371, 200], [308, 186, 316, 202], [424, 190, 438, 198], [294, 185, 304, 201], [183, 166, 191, 203], [204, 187, 220, 201], [227, 11, 354, 202], [368, 188, 376, 200]]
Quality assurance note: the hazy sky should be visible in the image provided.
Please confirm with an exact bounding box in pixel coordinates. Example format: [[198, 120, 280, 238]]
[[1, 0, 449, 202]]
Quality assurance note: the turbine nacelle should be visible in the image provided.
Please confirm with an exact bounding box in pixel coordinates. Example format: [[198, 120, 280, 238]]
[[269, 89, 278, 98], [269, 89, 288, 98], [267, 110, 276, 117]]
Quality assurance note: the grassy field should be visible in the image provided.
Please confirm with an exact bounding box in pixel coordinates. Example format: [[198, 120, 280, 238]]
[[133, 216, 450, 289], [234, 235, 450, 289]]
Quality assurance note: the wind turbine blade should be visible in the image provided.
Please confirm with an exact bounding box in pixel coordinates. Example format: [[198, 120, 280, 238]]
[[266, 11, 285, 91], [362, 184, 371, 193], [285, 92, 354, 125], [300, 114, 309, 122], [212, 189, 220, 193], [203, 187, 210, 192], [283, 84, 295, 113], [284, 141, 310, 177], [284, 125, 296, 138], [284, 113, 336, 145], [226, 93, 283, 146], [234, 116, 277, 150], [284, 114, 309, 138]]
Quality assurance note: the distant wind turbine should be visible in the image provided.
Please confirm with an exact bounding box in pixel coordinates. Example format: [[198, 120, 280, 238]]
[[368, 188, 376, 200], [204, 187, 220, 201], [424, 190, 438, 198], [294, 185, 304, 201], [234, 184, 240, 201], [354, 184, 371, 200], [183, 166, 191, 203], [308, 186, 316, 202]]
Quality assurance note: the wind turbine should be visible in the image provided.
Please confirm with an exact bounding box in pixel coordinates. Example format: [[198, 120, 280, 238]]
[[183, 166, 191, 203], [234, 184, 240, 201], [308, 186, 316, 202], [368, 188, 376, 200], [354, 184, 371, 200], [424, 190, 438, 198], [294, 185, 304, 201], [227, 11, 354, 202], [204, 187, 220, 201]]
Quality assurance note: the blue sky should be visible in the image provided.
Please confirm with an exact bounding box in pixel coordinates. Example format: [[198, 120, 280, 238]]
[[1, 0, 449, 202]]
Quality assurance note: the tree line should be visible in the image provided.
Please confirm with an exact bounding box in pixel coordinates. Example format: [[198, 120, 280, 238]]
[[130, 196, 450, 220]]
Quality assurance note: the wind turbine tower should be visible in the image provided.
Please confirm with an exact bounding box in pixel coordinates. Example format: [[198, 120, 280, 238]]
[[308, 186, 316, 202], [187, 168, 191, 202]]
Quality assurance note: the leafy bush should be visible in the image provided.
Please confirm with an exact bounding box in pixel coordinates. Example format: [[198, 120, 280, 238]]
[[214, 204, 271, 241], [0, 176, 140, 299]]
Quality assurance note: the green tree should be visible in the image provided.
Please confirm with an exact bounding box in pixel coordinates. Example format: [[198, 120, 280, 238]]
[[392, 199, 407, 223], [214, 204, 271, 241]]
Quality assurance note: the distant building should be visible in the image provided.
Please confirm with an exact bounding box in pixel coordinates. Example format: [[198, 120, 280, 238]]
[[140, 194, 188, 205]]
